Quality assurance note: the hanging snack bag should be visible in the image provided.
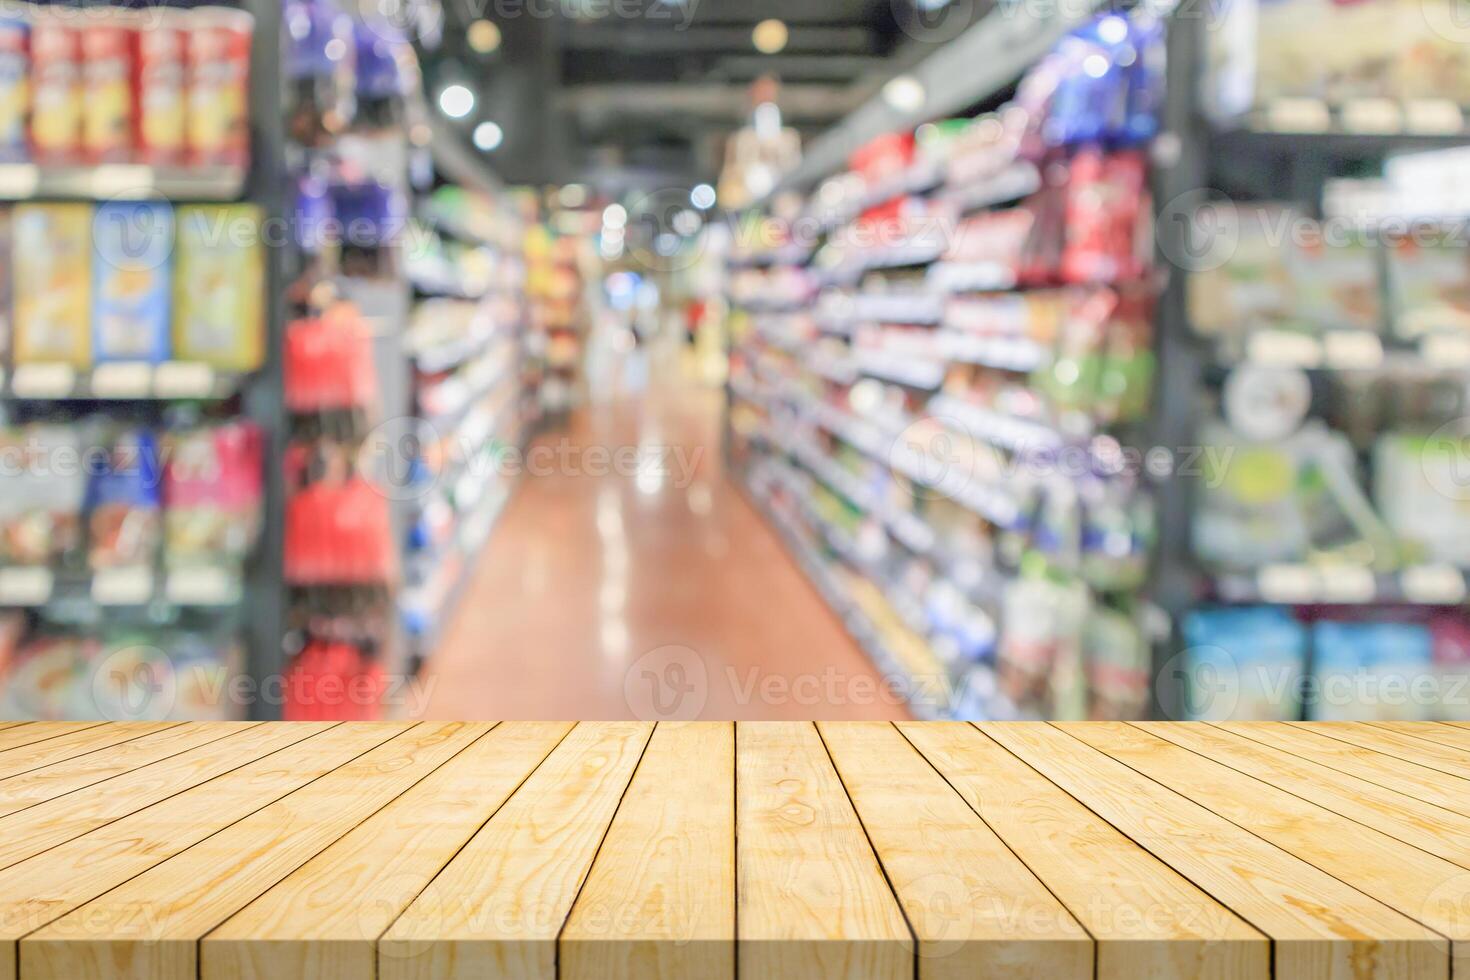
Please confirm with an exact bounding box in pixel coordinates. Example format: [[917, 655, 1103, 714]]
[[13, 204, 93, 367], [173, 204, 264, 370], [92, 202, 174, 363]]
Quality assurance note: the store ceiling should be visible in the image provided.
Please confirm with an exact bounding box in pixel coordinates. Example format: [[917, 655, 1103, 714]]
[[426, 0, 972, 190]]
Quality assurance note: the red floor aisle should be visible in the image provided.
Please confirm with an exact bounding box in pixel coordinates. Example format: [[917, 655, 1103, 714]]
[[414, 381, 910, 720]]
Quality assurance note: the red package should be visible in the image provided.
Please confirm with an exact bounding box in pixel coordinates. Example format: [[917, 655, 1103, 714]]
[[138, 10, 188, 167], [284, 303, 378, 414], [186, 7, 252, 168], [30, 15, 83, 164], [1061, 149, 1149, 286], [284, 477, 396, 585], [80, 11, 137, 164]]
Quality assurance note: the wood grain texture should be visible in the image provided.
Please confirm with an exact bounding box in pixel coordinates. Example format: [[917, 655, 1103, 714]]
[[23, 723, 477, 980], [0, 723, 174, 780], [1369, 722, 1470, 755], [820, 722, 1091, 980], [1065, 723, 1470, 979], [0, 723, 257, 821], [898, 722, 1269, 980], [202, 722, 573, 980], [985, 723, 1445, 980], [1301, 723, 1470, 780], [0, 723, 103, 754], [735, 722, 912, 980], [561, 722, 736, 980], [1140, 722, 1470, 869], [1219, 722, 1470, 817], [0, 723, 395, 980], [379, 722, 654, 980]]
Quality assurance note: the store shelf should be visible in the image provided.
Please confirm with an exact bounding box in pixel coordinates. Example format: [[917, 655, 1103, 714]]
[[0, 363, 244, 401], [0, 163, 247, 202], [1213, 564, 1470, 606], [0, 565, 244, 609]]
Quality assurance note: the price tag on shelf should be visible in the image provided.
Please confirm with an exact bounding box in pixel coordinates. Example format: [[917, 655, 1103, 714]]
[[91, 363, 153, 399], [1258, 564, 1318, 603], [92, 568, 154, 606], [1323, 331, 1384, 370], [1402, 565, 1467, 604], [1404, 99, 1464, 135], [10, 363, 77, 399], [165, 567, 237, 606], [153, 362, 216, 399], [1247, 330, 1322, 368], [1421, 333, 1470, 369], [1265, 98, 1331, 133], [1318, 566, 1376, 604], [0, 163, 40, 198], [0, 566, 53, 606], [1342, 98, 1404, 134]]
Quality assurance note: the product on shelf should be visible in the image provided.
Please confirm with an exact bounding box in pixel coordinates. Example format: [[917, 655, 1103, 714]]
[[92, 202, 174, 363], [86, 428, 163, 571], [1377, 429, 1470, 566], [13, 203, 92, 367], [1180, 606, 1307, 721], [1384, 230, 1470, 338], [0, 424, 85, 567], [162, 421, 264, 569], [283, 636, 386, 721], [285, 301, 378, 413], [173, 204, 265, 371]]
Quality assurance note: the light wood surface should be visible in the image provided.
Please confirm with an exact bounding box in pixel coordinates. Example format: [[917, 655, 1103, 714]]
[[0, 721, 1468, 979]]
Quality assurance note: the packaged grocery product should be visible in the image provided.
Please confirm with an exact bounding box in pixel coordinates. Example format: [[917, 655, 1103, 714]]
[[0, 424, 86, 566], [0, 633, 91, 719], [166, 631, 243, 720], [186, 6, 252, 167], [29, 12, 83, 163], [1085, 606, 1150, 720], [0, 15, 28, 162], [138, 10, 189, 166], [998, 574, 1091, 719], [1308, 620, 1434, 722], [80, 9, 136, 163], [85, 429, 163, 571], [1383, 232, 1470, 339], [162, 421, 264, 568], [1180, 607, 1306, 721], [1289, 230, 1383, 334], [92, 202, 174, 363], [1430, 615, 1470, 721], [1188, 204, 1297, 337], [284, 0, 354, 145], [1375, 430, 1470, 566], [13, 203, 93, 368], [173, 204, 264, 370]]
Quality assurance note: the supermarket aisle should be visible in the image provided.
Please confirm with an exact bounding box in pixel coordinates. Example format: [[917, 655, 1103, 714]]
[[416, 377, 908, 720]]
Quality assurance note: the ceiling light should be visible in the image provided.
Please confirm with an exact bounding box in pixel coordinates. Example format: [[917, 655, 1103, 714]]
[[467, 19, 501, 53], [882, 75, 926, 113], [690, 184, 717, 210], [473, 121, 503, 151], [438, 84, 475, 119], [752, 19, 788, 54]]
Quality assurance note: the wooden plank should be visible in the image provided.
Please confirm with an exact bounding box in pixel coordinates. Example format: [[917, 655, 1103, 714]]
[[0, 723, 258, 821], [0, 723, 332, 873], [899, 722, 1269, 980], [984, 723, 1444, 980], [1301, 723, 1470, 780], [0, 722, 394, 980], [734, 722, 912, 980], [820, 722, 1091, 980], [203, 722, 572, 980], [23, 722, 479, 980], [1219, 722, 1470, 817], [0, 723, 104, 755], [1370, 722, 1470, 755], [560, 722, 736, 980], [1064, 722, 1470, 978], [1141, 722, 1470, 868], [0, 722, 21, 732], [380, 722, 654, 980], [0, 722, 178, 781]]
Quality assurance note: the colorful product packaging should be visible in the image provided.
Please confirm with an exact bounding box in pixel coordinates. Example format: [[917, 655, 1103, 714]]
[[0, 424, 86, 567], [13, 203, 93, 368], [1308, 620, 1435, 722], [173, 204, 264, 371], [1383, 232, 1470, 339], [162, 421, 264, 568], [85, 429, 163, 571], [1180, 607, 1307, 721], [0, 15, 28, 162], [29, 12, 83, 163], [80, 9, 137, 164], [92, 202, 174, 363], [138, 10, 189, 166], [186, 7, 253, 167]]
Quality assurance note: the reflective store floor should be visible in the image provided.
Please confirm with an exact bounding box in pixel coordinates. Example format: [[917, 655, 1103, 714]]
[[415, 354, 910, 721]]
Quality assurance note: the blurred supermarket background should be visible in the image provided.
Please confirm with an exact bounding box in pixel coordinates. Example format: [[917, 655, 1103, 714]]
[[1, 0, 1470, 723]]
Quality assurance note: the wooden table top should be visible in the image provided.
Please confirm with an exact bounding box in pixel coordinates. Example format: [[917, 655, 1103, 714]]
[[0, 721, 1467, 980]]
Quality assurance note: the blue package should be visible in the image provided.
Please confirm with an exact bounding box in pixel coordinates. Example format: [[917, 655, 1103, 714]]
[[1309, 620, 1434, 721], [1181, 607, 1307, 721], [91, 202, 174, 364], [1123, 14, 1166, 145]]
